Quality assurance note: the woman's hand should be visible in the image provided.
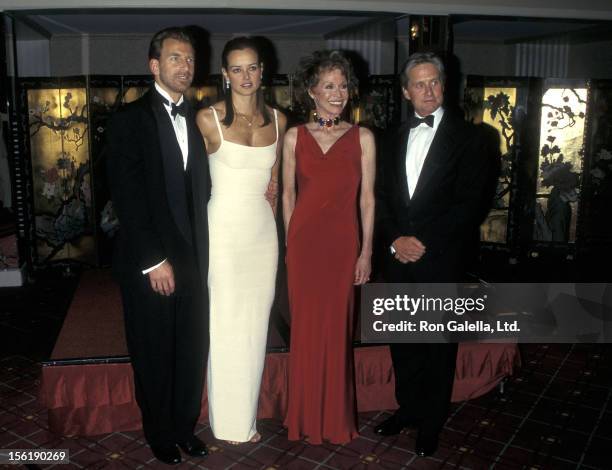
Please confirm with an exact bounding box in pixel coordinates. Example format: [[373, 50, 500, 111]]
[[354, 253, 371, 285], [265, 179, 279, 210]]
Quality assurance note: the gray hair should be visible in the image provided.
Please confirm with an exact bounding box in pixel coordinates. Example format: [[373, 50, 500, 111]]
[[399, 52, 445, 89]]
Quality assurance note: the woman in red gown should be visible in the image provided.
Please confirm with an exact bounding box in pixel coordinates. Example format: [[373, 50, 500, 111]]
[[282, 50, 376, 444]]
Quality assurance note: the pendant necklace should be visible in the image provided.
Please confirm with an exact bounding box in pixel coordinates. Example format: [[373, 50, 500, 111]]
[[234, 107, 256, 127]]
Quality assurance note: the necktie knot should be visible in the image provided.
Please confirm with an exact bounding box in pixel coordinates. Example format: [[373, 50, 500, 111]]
[[409, 114, 434, 128]]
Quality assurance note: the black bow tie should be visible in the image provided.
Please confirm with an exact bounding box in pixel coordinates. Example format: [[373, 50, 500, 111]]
[[409, 114, 434, 128], [160, 95, 187, 118], [170, 101, 187, 118]]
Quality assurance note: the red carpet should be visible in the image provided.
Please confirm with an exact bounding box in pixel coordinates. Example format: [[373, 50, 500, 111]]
[[40, 269, 520, 436], [48, 270, 128, 360]]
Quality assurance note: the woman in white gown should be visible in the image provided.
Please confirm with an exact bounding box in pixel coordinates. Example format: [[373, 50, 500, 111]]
[[196, 37, 286, 444]]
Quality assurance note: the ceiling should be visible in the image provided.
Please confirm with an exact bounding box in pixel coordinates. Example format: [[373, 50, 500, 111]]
[[16, 12, 375, 38], [2, 0, 612, 21], [452, 19, 602, 43], [11, 10, 609, 45]]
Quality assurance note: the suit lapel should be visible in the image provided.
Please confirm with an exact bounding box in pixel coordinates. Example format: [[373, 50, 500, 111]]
[[184, 105, 211, 281], [395, 124, 412, 205], [149, 91, 193, 245], [185, 106, 210, 223], [411, 113, 453, 200]]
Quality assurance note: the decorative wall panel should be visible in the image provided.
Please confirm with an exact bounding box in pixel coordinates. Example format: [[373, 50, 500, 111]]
[[26, 80, 95, 264], [264, 74, 293, 114], [355, 75, 399, 131], [464, 76, 612, 275], [463, 77, 532, 247], [533, 84, 587, 242], [581, 80, 612, 246]]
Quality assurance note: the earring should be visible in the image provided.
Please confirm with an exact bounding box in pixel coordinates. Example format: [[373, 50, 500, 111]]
[[225, 80, 230, 90]]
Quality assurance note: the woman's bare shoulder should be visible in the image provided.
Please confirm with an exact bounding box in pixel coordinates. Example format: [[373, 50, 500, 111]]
[[197, 102, 226, 125], [358, 125, 375, 140], [285, 125, 299, 138], [275, 109, 288, 130]]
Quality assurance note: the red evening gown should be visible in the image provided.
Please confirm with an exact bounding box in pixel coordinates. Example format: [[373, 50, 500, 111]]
[[284, 124, 361, 444]]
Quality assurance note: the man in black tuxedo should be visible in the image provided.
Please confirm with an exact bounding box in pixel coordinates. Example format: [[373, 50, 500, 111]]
[[375, 52, 490, 456], [106, 27, 210, 465]]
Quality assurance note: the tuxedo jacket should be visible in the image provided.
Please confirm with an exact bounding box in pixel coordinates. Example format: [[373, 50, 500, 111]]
[[376, 110, 490, 282], [106, 89, 210, 295]]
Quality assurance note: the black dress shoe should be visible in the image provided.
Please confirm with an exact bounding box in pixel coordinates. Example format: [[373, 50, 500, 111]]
[[415, 432, 439, 457], [177, 436, 208, 457], [150, 444, 181, 465], [374, 416, 405, 436]]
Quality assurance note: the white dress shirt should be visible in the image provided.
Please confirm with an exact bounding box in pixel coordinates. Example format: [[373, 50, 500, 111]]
[[142, 83, 190, 275], [390, 106, 445, 255], [155, 82, 189, 169], [405, 106, 445, 197]]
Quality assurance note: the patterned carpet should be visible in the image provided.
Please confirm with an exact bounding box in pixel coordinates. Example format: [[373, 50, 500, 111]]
[[0, 269, 610, 469]]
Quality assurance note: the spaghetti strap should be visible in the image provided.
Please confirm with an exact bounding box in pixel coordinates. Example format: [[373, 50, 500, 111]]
[[209, 106, 224, 143], [273, 109, 279, 144]]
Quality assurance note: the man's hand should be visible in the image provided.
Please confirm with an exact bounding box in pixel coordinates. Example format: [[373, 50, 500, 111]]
[[392, 236, 426, 264], [148, 260, 175, 296]]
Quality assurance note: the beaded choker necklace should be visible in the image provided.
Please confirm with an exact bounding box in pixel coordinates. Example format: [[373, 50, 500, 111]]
[[313, 112, 340, 128]]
